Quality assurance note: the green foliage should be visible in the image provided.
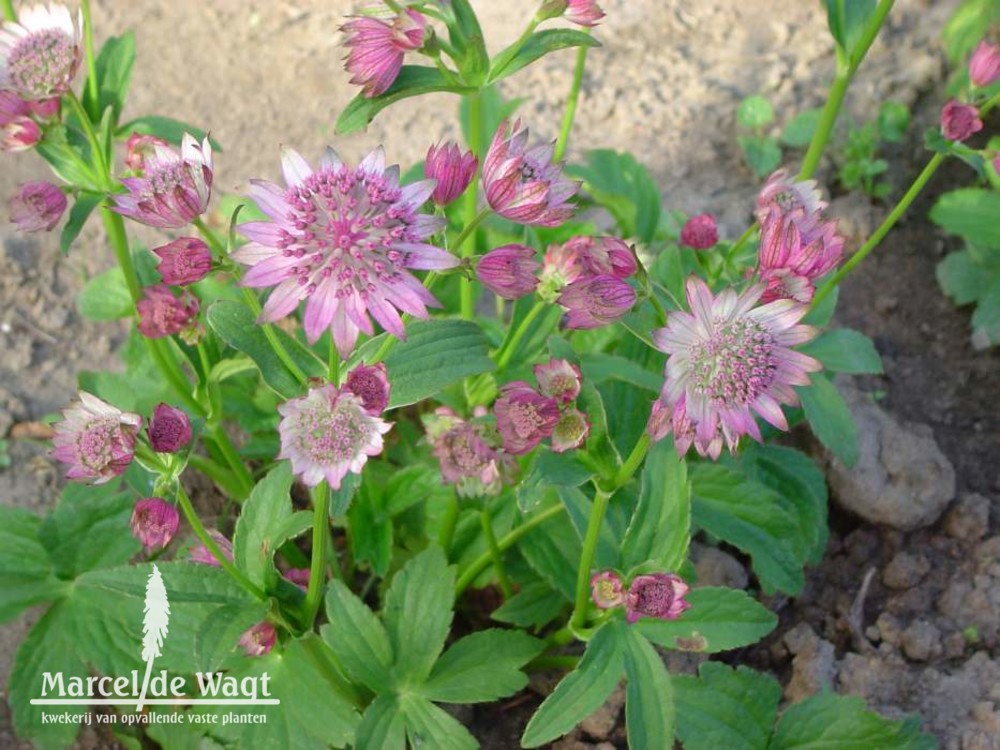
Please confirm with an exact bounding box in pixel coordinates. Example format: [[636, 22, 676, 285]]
[[568, 150, 662, 243], [736, 94, 782, 177], [798, 328, 883, 374], [76, 267, 133, 320], [836, 102, 910, 199], [116, 115, 219, 149], [798, 373, 860, 467], [823, 0, 878, 57], [488, 30, 600, 84], [85, 33, 135, 124], [781, 108, 822, 147]]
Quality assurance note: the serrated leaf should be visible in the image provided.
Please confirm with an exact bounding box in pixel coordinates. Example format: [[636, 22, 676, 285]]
[[0, 507, 66, 623], [322, 579, 393, 692], [781, 108, 822, 147], [519, 505, 582, 601], [798, 328, 883, 374], [737, 95, 775, 128], [421, 629, 544, 703], [76, 266, 133, 320], [579, 352, 662, 392], [637, 587, 777, 652], [491, 580, 568, 628], [824, 0, 877, 56], [517, 449, 594, 512], [232, 463, 295, 590], [740, 135, 783, 178], [488, 29, 601, 84], [937, 249, 997, 305], [356, 694, 406, 750], [622, 625, 675, 750], [930, 188, 1000, 249], [568, 149, 662, 243], [402, 695, 478, 750], [798, 373, 859, 468], [348, 481, 392, 576]]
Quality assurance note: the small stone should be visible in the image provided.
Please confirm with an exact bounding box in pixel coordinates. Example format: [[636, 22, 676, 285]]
[[784, 623, 820, 655], [943, 631, 966, 659], [944, 494, 990, 542], [580, 685, 624, 740], [785, 635, 837, 702], [690, 543, 749, 589], [901, 620, 943, 662], [883, 551, 931, 590]]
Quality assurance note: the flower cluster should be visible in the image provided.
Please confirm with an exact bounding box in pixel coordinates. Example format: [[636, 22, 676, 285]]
[[424, 407, 516, 497], [590, 571, 691, 623], [494, 358, 589, 454], [538, 235, 637, 328]]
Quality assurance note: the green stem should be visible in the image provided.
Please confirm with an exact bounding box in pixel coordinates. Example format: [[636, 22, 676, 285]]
[[724, 223, 758, 267], [193, 217, 226, 258], [568, 489, 612, 632], [461, 92, 484, 320], [302, 482, 330, 628], [527, 654, 581, 672], [147, 338, 205, 417], [554, 35, 591, 162], [188, 454, 245, 499], [811, 151, 944, 308], [1, 0, 15, 22], [176, 485, 265, 599], [453, 208, 491, 253], [455, 502, 565, 595], [437, 494, 460, 555], [79, 0, 100, 117], [239, 287, 309, 386], [481, 508, 513, 598], [328, 338, 340, 383], [495, 300, 546, 370], [206, 427, 253, 500], [100, 205, 141, 303], [614, 432, 650, 487], [65, 91, 108, 188]]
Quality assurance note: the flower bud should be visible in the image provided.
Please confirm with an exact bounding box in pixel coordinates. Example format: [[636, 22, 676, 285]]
[[345, 362, 391, 416], [148, 403, 193, 453], [565, 0, 606, 28], [425, 142, 477, 205], [625, 573, 691, 623], [125, 132, 169, 173], [558, 275, 636, 329], [590, 571, 624, 609], [940, 100, 983, 142], [969, 40, 1000, 88], [29, 97, 61, 120], [476, 244, 540, 300], [153, 237, 212, 286], [493, 382, 560, 455], [2, 116, 41, 151], [566, 236, 637, 279], [130, 498, 180, 551], [551, 407, 590, 453], [137, 285, 200, 340], [9, 181, 67, 232], [533, 358, 582, 403], [679, 213, 719, 249], [238, 622, 277, 657]]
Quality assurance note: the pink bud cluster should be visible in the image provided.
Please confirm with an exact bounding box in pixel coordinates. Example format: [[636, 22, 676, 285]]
[[590, 570, 691, 623]]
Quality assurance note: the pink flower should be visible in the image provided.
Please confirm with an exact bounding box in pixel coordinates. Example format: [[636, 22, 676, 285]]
[[970, 40, 1000, 88], [9, 181, 66, 232], [130, 498, 180, 552], [680, 213, 719, 250], [558, 274, 636, 329], [342, 9, 426, 97], [476, 244, 540, 300], [493, 382, 560, 455], [755, 169, 827, 229], [51, 392, 141, 484], [147, 403, 192, 454], [551, 408, 589, 453], [424, 408, 513, 497], [278, 383, 392, 489], [29, 96, 59, 120], [113, 133, 213, 229], [425, 142, 477, 205], [590, 571, 624, 609], [533, 358, 582, 403], [124, 132, 169, 173], [137, 285, 200, 340], [565, 0, 606, 28], [190, 530, 234, 566], [153, 237, 212, 286], [234, 147, 456, 357], [345, 362, 391, 416], [651, 277, 821, 458], [569, 236, 636, 279], [756, 206, 844, 304], [0, 3, 81, 101], [625, 573, 690, 623], [646, 398, 671, 442], [2, 116, 40, 151], [940, 100, 983, 142], [482, 119, 577, 227], [239, 622, 277, 657], [284, 568, 311, 590]]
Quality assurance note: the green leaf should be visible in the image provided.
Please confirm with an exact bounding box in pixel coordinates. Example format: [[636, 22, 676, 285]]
[[232, 463, 295, 590], [60, 193, 102, 254], [517, 449, 594, 512], [824, 0, 877, 55], [691, 464, 806, 594], [519, 505, 582, 601], [579, 352, 662, 393], [488, 29, 601, 84], [673, 662, 781, 750], [771, 692, 936, 749], [621, 439, 690, 573], [491, 580, 568, 628], [336, 67, 474, 135], [798, 328, 883, 374], [402, 695, 478, 750], [36, 135, 99, 190], [798, 374, 859, 467], [739, 135, 783, 178], [422, 629, 544, 703], [116, 115, 219, 149], [737, 95, 775, 129], [803, 285, 838, 327], [522, 623, 624, 747], [0, 507, 66, 623], [383, 546, 455, 684], [193, 601, 267, 672], [930, 188, 1000, 249], [637, 587, 777, 652], [877, 101, 911, 143], [356, 694, 406, 750], [206, 299, 325, 399], [76, 267, 133, 320], [622, 626, 675, 750], [781, 108, 822, 147], [568, 149, 662, 243], [329, 472, 362, 517], [322, 579, 393, 692], [348, 482, 392, 576], [937, 249, 997, 306], [971, 275, 1000, 345], [85, 32, 135, 123]]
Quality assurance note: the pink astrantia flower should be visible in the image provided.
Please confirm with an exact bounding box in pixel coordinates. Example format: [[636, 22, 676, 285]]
[[342, 9, 426, 97], [476, 244, 540, 300], [124, 132, 169, 173], [147, 403, 192, 454], [590, 571, 624, 610], [130, 498, 180, 552], [51, 392, 141, 484], [756, 206, 844, 304], [9, 181, 66, 232], [425, 142, 477, 205], [625, 573, 690, 623], [940, 100, 983, 142], [284, 567, 311, 590], [137, 285, 200, 340], [651, 277, 821, 458], [2, 116, 40, 151], [153, 237, 212, 286], [493, 381, 560, 455], [755, 169, 827, 230], [239, 622, 277, 657], [424, 408, 513, 497], [234, 147, 456, 356], [970, 40, 1000, 88], [571, 236, 637, 279], [482, 119, 577, 227], [679, 213, 719, 250], [558, 274, 636, 329], [565, 0, 606, 27], [0, 3, 81, 101], [113, 133, 213, 229], [534, 358, 582, 403], [278, 383, 392, 489], [551, 408, 590, 453], [345, 362, 391, 416], [190, 530, 234, 567]]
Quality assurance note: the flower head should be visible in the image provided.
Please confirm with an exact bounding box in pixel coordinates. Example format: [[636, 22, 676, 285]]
[[569, 236, 636, 279], [558, 274, 636, 329], [551, 407, 589, 453], [680, 213, 719, 250], [113, 133, 213, 229], [482, 119, 577, 227], [533, 358, 582, 403], [625, 573, 690, 623], [148, 403, 192, 454], [342, 8, 426, 97], [0, 3, 81, 101], [190, 530, 234, 566], [565, 0, 606, 27], [425, 142, 477, 205], [124, 132, 169, 173], [652, 277, 821, 458], [970, 40, 1000, 88], [755, 169, 827, 230], [153, 237, 212, 286], [590, 571, 624, 609], [476, 244, 540, 300], [130, 498, 180, 552], [9, 181, 66, 232], [137, 285, 200, 341], [278, 383, 391, 489], [756, 206, 844, 303], [345, 362, 391, 416], [424, 408, 513, 497], [239, 622, 277, 657], [51, 392, 141, 484], [493, 381, 560, 455], [234, 147, 456, 356], [940, 99, 983, 142]]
